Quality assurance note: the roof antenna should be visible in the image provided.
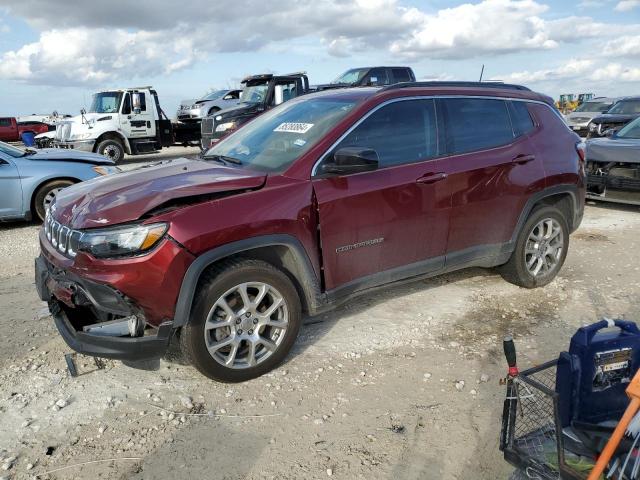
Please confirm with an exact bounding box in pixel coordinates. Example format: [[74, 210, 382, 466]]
[[479, 64, 485, 82]]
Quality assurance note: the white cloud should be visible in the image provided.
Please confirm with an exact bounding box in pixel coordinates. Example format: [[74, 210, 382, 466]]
[[389, 0, 561, 59], [590, 63, 640, 82], [603, 35, 640, 58], [615, 0, 640, 11], [502, 58, 595, 83], [0, 27, 200, 85]]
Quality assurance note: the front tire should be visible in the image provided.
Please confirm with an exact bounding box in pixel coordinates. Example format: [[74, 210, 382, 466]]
[[96, 138, 124, 163], [180, 259, 302, 382], [33, 180, 74, 221], [499, 206, 569, 288]]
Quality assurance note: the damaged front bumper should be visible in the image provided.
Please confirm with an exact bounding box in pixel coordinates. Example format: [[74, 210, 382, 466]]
[[35, 255, 173, 362], [586, 161, 640, 206]]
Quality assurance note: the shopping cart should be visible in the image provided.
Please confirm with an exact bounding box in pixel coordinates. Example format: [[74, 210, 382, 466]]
[[499, 337, 616, 479]]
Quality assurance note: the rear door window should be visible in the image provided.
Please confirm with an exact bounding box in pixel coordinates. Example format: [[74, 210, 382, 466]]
[[0, 118, 11, 127], [441, 98, 514, 154], [336, 99, 438, 168], [509, 101, 535, 137]]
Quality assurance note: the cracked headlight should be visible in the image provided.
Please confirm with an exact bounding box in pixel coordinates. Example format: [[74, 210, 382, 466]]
[[78, 223, 168, 258]]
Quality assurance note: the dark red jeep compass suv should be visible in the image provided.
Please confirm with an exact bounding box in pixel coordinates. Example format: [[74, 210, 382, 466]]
[[35, 82, 585, 382]]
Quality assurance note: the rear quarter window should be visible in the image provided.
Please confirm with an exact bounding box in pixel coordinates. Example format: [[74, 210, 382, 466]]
[[509, 101, 535, 137], [441, 98, 514, 155]]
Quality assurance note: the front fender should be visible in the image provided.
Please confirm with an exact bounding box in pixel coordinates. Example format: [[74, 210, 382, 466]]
[[172, 234, 323, 328]]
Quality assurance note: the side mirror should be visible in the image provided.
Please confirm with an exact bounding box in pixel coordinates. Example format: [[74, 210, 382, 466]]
[[131, 93, 142, 114], [319, 147, 379, 176]]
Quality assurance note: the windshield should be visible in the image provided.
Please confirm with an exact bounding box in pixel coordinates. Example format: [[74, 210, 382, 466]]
[[616, 117, 640, 139], [574, 101, 611, 113], [204, 96, 358, 173], [0, 141, 26, 158], [88, 92, 123, 114], [240, 84, 269, 104], [331, 68, 369, 85], [201, 90, 226, 101], [607, 100, 640, 115]]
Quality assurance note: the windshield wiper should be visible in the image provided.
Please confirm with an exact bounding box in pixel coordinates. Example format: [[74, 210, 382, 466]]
[[204, 154, 243, 166], [22, 148, 37, 156]]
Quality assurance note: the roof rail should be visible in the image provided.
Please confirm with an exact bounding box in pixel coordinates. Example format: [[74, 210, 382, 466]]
[[380, 81, 531, 92]]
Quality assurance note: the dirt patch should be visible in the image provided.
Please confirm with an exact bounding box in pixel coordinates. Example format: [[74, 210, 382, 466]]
[[572, 232, 612, 242]]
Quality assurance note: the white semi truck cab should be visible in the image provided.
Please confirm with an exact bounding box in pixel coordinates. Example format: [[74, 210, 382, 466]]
[[53, 87, 198, 162]]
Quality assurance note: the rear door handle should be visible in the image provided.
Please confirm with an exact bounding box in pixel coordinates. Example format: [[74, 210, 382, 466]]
[[512, 154, 536, 165], [416, 172, 448, 184]]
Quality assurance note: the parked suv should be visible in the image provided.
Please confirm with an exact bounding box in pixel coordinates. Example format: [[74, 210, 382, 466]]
[[587, 96, 640, 138], [36, 82, 585, 382]]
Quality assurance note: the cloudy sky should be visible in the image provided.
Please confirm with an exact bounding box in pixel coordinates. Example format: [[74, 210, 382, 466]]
[[0, 0, 639, 117]]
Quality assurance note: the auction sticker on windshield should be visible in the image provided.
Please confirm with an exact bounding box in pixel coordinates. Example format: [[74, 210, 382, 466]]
[[274, 123, 314, 134]]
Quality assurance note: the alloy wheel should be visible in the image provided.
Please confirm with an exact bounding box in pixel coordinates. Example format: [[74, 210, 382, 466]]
[[43, 188, 64, 213], [524, 218, 564, 277], [204, 282, 289, 369]]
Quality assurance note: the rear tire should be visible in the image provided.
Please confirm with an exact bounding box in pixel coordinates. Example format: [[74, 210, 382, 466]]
[[33, 179, 74, 221], [96, 138, 124, 163], [499, 206, 569, 288], [180, 259, 302, 383]]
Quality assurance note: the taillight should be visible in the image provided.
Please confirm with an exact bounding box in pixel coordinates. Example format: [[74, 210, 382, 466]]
[[576, 142, 586, 163]]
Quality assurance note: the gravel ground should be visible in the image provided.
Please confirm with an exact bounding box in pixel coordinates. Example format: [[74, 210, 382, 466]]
[[0, 201, 639, 479]]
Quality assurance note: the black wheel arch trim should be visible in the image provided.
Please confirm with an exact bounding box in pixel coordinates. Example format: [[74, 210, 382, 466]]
[[510, 184, 581, 244], [172, 234, 322, 328]]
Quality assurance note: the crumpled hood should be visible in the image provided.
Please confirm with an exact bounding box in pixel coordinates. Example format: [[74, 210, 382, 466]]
[[586, 137, 640, 164], [26, 148, 112, 165], [52, 157, 266, 229]]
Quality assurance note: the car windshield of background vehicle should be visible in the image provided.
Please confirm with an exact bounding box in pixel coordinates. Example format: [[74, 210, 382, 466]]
[[89, 92, 123, 114], [202, 90, 226, 101], [575, 101, 611, 113], [0, 141, 26, 158], [204, 97, 358, 172], [240, 84, 269, 104], [607, 100, 640, 115], [332, 68, 368, 85], [616, 117, 640, 139]]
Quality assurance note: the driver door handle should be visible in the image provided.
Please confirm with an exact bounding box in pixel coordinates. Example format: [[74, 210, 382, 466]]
[[416, 172, 448, 185], [512, 154, 536, 165]]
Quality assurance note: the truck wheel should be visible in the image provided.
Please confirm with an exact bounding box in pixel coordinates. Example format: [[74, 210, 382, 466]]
[[499, 206, 569, 288], [96, 139, 124, 162], [33, 180, 74, 221], [180, 259, 302, 383]]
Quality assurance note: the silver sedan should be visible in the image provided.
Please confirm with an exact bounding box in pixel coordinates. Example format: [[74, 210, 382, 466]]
[[176, 89, 242, 122]]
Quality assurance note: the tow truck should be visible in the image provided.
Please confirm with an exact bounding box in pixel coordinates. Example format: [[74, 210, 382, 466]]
[[52, 87, 200, 162], [200, 73, 309, 150]]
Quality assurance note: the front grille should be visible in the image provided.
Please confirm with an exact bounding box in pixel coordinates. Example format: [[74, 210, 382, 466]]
[[44, 212, 83, 258], [201, 118, 214, 134]]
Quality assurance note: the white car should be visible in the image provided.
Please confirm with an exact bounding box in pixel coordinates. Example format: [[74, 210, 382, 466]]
[[177, 89, 242, 122]]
